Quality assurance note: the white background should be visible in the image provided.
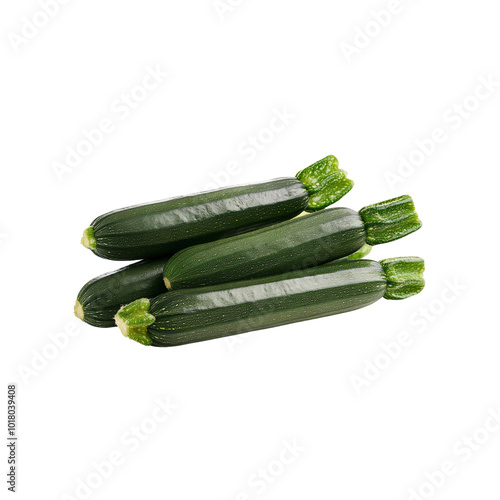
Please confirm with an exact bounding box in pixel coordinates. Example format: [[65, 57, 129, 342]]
[[2, 1, 500, 499]]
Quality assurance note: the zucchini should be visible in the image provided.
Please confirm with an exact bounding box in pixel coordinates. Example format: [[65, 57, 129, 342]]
[[74, 258, 169, 327], [115, 257, 425, 347], [163, 195, 421, 290], [81, 155, 353, 261], [338, 243, 372, 261]]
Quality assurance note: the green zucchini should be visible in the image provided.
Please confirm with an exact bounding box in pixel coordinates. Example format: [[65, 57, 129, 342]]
[[115, 257, 425, 347], [81, 155, 353, 261], [338, 243, 372, 261], [74, 258, 169, 327], [163, 195, 421, 290]]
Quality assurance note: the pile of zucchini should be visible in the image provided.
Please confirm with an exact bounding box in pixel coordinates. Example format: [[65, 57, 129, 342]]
[[75, 155, 425, 347]]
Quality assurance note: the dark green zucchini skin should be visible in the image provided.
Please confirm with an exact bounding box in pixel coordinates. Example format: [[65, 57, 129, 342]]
[[76, 258, 170, 327], [164, 208, 366, 290], [149, 260, 386, 347], [88, 179, 309, 261]]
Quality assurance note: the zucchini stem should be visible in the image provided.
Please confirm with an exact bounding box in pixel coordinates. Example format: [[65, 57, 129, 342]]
[[74, 300, 84, 321], [81, 227, 97, 250], [296, 155, 354, 211], [381, 257, 425, 300], [114, 298, 155, 346], [359, 195, 422, 245]]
